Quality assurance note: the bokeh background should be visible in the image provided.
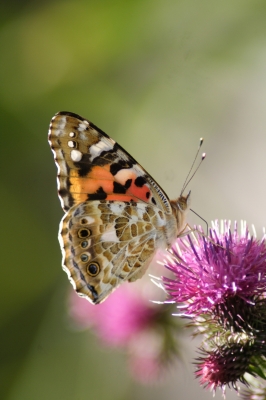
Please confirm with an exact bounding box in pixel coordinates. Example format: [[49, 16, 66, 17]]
[[1, 1, 266, 399]]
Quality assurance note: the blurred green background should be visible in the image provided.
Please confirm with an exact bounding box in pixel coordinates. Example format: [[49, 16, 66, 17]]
[[1, 1, 266, 399]]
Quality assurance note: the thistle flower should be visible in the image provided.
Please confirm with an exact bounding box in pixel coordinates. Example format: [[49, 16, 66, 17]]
[[195, 344, 251, 391], [162, 221, 266, 317], [69, 280, 182, 383], [160, 221, 266, 392]]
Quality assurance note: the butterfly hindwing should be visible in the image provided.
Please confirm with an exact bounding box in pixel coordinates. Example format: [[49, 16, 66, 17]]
[[59, 200, 165, 303]]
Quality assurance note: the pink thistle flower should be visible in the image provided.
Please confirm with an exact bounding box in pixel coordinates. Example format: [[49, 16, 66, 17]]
[[195, 344, 253, 392], [162, 221, 266, 316], [195, 342, 266, 396], [159, 221, 266, 392]]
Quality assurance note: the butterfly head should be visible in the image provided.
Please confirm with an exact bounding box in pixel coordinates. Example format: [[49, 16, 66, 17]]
[[170, 191, 191, 234], [177, 190, 191, 211]]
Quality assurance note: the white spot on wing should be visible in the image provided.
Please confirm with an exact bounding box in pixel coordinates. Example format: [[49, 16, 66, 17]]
[[78, 131, 88, 141], [69, 132, 75, 137], [58, 116, 67, 129], [68, 140, 75, 148], [115, 168, 134, 182], [78, 121, 89, 131], [90, 139, 114, 159], [101, 227, 119, 242], [54, 128, 63, 137], [86, 216, 95, 224], [71, 149, 82, 162], [109, 202, 124, 215]]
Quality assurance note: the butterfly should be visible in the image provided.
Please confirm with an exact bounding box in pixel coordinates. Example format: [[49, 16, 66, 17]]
[[48, 111, 191, 304]]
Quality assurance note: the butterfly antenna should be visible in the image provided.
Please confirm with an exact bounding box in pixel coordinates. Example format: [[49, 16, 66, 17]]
[[181, 152, 206, 194], [180, 138, 205, 196]]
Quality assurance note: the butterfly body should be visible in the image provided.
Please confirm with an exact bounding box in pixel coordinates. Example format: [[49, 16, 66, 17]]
[[49, 112, 190, 304]]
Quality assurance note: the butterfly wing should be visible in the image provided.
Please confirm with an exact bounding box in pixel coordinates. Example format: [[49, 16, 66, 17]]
[[59, 200, 168, 304], [48, 111, 172, 214], [49, 112, 179, 303]]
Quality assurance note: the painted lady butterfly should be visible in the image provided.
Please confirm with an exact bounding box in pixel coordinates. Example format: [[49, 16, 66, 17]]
[[49, 112, 191, 304]]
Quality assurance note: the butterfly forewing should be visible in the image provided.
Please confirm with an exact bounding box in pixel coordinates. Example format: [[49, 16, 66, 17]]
[[48, 111, 172, 214]]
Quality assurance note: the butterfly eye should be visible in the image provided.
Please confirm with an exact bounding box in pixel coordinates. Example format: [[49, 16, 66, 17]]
[[80, 253, 89, 262], [81, 240, 89, 248], [78, 228, 91, 238], [87, 262, 100, 277]]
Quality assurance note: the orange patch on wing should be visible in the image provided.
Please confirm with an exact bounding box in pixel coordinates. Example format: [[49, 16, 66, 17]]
[[115, 169, 152, 203], [126, 182, 151, 203], [69, 164, 152, 204], [72, 192, 88, 203], [86, 165, 113, 180], [70, 165, 114, 195], [70, 177, 114, 194]]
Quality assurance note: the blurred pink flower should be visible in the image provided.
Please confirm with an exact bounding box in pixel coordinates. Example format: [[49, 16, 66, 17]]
[[128, 329, 165, 383], [69, 282, 156, 346], [68, 279, 182, 383]]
